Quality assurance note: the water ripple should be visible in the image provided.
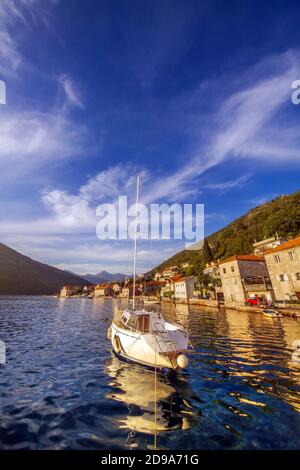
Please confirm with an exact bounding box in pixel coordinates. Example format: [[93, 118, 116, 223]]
[[0, 296, 300, 449]]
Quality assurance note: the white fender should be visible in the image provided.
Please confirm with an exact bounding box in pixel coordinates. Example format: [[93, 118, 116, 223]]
[[177, 354, 188, 368], [292, 351, 300, 364], [292, 339, 300, 350]]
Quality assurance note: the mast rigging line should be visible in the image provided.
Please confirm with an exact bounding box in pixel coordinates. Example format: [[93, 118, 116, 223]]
[[132, 175, 140, 311]]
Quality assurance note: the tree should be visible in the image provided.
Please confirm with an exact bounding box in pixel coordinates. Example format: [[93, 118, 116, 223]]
[[202, 238, 213, 265], [197, 272, 211, 287]]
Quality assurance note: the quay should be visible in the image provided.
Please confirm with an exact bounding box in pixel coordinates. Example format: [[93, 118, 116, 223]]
[[161, 296, 300, 318]]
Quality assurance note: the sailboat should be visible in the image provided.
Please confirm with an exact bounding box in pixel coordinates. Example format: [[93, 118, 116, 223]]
[[108, 176, 191, 370]]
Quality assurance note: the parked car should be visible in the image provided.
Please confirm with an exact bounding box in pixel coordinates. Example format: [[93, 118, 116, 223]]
[[246, 296, 262, 306]]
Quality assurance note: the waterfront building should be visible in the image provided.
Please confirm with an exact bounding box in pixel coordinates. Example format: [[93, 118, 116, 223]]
[[174, 276, 196, 300], [111, 283, 120, 294], [219, 255, 273, 308], [83, 285, 94, 295], [120, 285, 141, 298], [161, 274, 182, 297], [59, 285, 80, 298], [141, 281, 165, 297], [94, 284, 114, 297], [264, 236, 300, 302]]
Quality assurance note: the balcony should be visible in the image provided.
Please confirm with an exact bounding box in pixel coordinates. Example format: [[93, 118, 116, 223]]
[[242, 277, 273, 292]]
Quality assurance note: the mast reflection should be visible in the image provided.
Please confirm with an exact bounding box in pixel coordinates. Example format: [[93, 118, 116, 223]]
[[105, 354, 200, 438]]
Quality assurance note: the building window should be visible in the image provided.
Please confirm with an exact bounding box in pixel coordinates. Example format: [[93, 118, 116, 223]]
[[274, 255, 281, 263], [231, 266, 235, 272], [223, 268, 226, 274], [231, 294, 236, 302], [279, 274, 289, 282], [295, 273, 300, 281], [288, 251, 297, 261]]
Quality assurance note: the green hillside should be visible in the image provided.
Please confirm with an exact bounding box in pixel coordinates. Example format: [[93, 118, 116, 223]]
[[150, 190, 300, 275]]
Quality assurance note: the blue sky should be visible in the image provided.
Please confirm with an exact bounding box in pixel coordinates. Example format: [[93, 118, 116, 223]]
[[1, 0, 300, 274]]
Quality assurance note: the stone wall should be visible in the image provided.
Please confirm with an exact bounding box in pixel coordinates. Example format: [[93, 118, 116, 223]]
[[265, 246, 300, 301]]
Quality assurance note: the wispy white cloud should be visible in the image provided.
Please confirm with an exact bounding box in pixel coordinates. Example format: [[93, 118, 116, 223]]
[[79, 165, 148, 203], [0, 108, 90, 183], [0, 1, 92, 184], [2, 49, 300, 273], [41, 165, 147, 231], [0, 0, 55, 75], [210, 54, 299, 163], [203, 173, 252, 192], [59, 74, 84, 109], [142, 50, 300, 202], [0, 0, 24, 74]]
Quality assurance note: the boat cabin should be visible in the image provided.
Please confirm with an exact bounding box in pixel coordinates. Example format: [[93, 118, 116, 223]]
[[121, 310, 152, 333]]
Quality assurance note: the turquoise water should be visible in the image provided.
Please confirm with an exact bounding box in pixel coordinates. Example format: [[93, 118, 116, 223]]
[[0, 296, 300, 450]]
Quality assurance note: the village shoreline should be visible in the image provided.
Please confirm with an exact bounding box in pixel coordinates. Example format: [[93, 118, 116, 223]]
[[58, 234, 300, 320]]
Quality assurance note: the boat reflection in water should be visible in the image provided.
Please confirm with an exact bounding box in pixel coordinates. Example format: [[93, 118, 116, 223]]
[[105, 354, 200, 445]]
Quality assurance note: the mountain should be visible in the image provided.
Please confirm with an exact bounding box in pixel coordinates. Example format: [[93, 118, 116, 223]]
[[83, 271, 127, 284], [0, 243, 90, 295], [150, 190, 300, 275]]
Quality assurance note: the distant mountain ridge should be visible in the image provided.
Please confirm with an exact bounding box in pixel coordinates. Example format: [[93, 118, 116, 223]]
[[150, 189, 300, 274], [0, 243, 90, 295], [83, 271, 127, 284]]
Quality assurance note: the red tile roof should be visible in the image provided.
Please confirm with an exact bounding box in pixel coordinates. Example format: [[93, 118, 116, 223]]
[[174, 275, 195, 283], [264, 235, 300, 254], [219, 254, 264, 264], [170, 274, 184, 282]]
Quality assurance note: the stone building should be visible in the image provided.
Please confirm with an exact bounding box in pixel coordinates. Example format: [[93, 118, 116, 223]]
[[264, 236, 300, 302], [161, 274, 182, 297], [174, 276, 195, 300], [83, 285, 94, 295], [219, 255, 273, 308], [59, 285, 82, 298], [141, 281, 164, 297], [111, 283, 121, 294], [120, 285, 141, 298], [94, 284, 114, 297]]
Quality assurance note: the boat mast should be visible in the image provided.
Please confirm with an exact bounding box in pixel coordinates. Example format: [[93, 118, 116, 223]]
[[132, 175, 140, 311]]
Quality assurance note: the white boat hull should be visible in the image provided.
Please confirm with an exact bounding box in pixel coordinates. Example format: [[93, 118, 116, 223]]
[[110, 320, 189, 370]]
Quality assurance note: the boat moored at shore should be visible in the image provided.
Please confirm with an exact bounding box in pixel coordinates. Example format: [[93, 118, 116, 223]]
[[262, 309, 282, 318], [108, 308, 190, 370]]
